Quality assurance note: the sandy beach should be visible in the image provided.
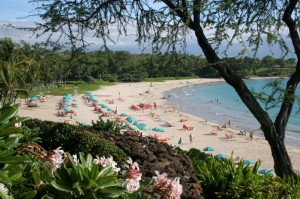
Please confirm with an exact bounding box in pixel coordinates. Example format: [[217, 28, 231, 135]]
[[18, 78, 300, 173]]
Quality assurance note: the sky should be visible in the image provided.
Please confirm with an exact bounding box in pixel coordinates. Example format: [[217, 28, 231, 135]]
[[0, 0, 295, 58]]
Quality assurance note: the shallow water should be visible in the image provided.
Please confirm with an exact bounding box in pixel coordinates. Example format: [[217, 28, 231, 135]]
[[164, 78, 300, 150]]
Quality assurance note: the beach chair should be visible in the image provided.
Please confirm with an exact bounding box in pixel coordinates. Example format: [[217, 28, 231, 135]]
[[210, 131, 218, 135], [225, 133, 235, 139], [165, 121, 175, 127], [183, 124, 194, 130]]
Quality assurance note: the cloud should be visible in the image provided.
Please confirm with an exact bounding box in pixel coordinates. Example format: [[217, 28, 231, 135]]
[[0, 20, 295, 58]]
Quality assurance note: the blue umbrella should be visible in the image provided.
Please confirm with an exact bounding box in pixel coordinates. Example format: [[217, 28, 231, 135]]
[[152, 127, 159, 131], [258, 169, 273, 175], [126, 117, 136, 123], [243, 159, 255, 165], [100, 104, 108, 108], [203, 146, 214, 152], [106, 108, 113, 112], [31, 96, 38, 101], [64, 106, 71, 112], [214, 153, 227, 159], [120, 113, 128, 117]]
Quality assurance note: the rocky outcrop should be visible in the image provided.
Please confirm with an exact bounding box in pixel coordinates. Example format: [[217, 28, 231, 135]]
[[96, 130, 203, 198]]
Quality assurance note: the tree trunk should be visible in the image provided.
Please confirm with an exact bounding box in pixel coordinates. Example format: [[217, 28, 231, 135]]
[[262, 125, 297, 179], [192, 24, 298, 179]]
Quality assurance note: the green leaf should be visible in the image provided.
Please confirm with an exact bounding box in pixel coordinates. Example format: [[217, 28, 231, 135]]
[[21, 190, 37, 199], [0, 127, 22, 137], [0, 105, 17, 124], [0, 173, 11, 185], [0, 156, 32, 164], [0, 150, 15, 157], [98, 187, 125, 198], [8, 172, 23, 182], [97, 177, 120, 189], [98, 166, 114, 178], [51, 181, 73, 193]]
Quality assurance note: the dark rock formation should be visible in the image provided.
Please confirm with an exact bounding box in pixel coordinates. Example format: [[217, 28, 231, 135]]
[[95, 130, 203, 198]]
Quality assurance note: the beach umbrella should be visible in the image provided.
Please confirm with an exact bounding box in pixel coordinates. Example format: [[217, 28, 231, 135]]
[[203, 146, 214, 152], [80, 122, 88, 127], [120, 113, 128, 117], [106, 108, 113, 112], [158, 128, 165, 132], [100, 104, 108, 108], [178, 137, 182, 144], [214, 153, 227, 159], [126, 117, 136, 123], [31, 96, 38, 101], [64, 106, 71, 112], [243, 159, 255, 165], [258, 169, 273, 175], [152, 127, 159, 131]]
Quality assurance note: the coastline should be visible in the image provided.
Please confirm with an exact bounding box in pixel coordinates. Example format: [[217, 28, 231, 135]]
[[18, 78, 300, 173]]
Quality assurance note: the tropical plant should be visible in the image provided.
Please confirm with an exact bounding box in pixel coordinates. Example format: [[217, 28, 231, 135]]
[[42, 152, 126, 198], [193, 154, 299, 199], [24, 119, 128, 164]]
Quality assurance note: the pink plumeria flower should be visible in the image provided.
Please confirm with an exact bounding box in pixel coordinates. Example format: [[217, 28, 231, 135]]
[[122, 157, 142, 193], [170, 177, 183, 199], [123, 158, 142, 181], [93, 156, 120, 173], [122, 178, 140, 193], [152, 171, 182, 199], [44, 147, 65, 173]]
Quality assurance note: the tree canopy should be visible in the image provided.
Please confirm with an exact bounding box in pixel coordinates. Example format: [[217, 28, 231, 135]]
[[21, 0, 300, 179]]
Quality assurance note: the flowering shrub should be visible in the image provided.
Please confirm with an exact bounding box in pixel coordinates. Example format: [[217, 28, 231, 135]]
[[122, 158, 143, 193], [44, 152, 182, 198], [44, 146, 65, 173], [152, 171, 183, 199]]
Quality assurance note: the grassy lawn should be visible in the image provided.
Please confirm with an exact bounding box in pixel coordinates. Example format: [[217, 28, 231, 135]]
[[144, 76, 199, 82], [29, 80, 115, 97]]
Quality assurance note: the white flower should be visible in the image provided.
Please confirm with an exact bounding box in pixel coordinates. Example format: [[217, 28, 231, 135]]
[[0, 183, 10, 198], [152, 171, 182, 199], [93, 156, 120, 173], [122, 178, 140, 193], [72, 154, 79, 165], [45, 147, 65, 173], [170, 177, 183, 199]]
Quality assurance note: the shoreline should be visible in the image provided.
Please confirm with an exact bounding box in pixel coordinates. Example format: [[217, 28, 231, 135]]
[[18, 78, 300, 173]]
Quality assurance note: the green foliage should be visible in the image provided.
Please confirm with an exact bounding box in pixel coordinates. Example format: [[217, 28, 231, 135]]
[[43, 152, 125, 198], [24, 119, 128, 164], [186, 148, 300, 198], [251, 78, 293, 111], [90, 118, 120, 133]]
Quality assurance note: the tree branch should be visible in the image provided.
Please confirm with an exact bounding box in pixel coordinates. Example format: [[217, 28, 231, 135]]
[[282, 0, 300, 58]]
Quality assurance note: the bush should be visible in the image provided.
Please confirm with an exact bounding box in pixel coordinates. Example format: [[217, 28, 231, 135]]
[[186, 148, 300, 199], [90, 118, 120, 133], [24, 119, 128, 164]]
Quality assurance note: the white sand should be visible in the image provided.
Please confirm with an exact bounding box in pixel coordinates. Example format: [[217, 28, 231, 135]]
[[18, 78, 300, 173]]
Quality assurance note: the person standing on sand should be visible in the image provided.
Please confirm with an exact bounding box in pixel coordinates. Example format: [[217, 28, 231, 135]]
[[249, 131, 253, 141], [189, 133, 194, 144]]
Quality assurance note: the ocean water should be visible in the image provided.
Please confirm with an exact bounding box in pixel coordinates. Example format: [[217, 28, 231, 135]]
[[164, 79, 300, 150]]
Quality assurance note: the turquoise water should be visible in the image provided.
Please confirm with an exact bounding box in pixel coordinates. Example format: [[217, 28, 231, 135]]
[[164, 79, 300, 149]]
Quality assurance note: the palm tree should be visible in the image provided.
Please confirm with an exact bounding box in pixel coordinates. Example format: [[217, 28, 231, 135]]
[[0, 60, 27, 106]]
